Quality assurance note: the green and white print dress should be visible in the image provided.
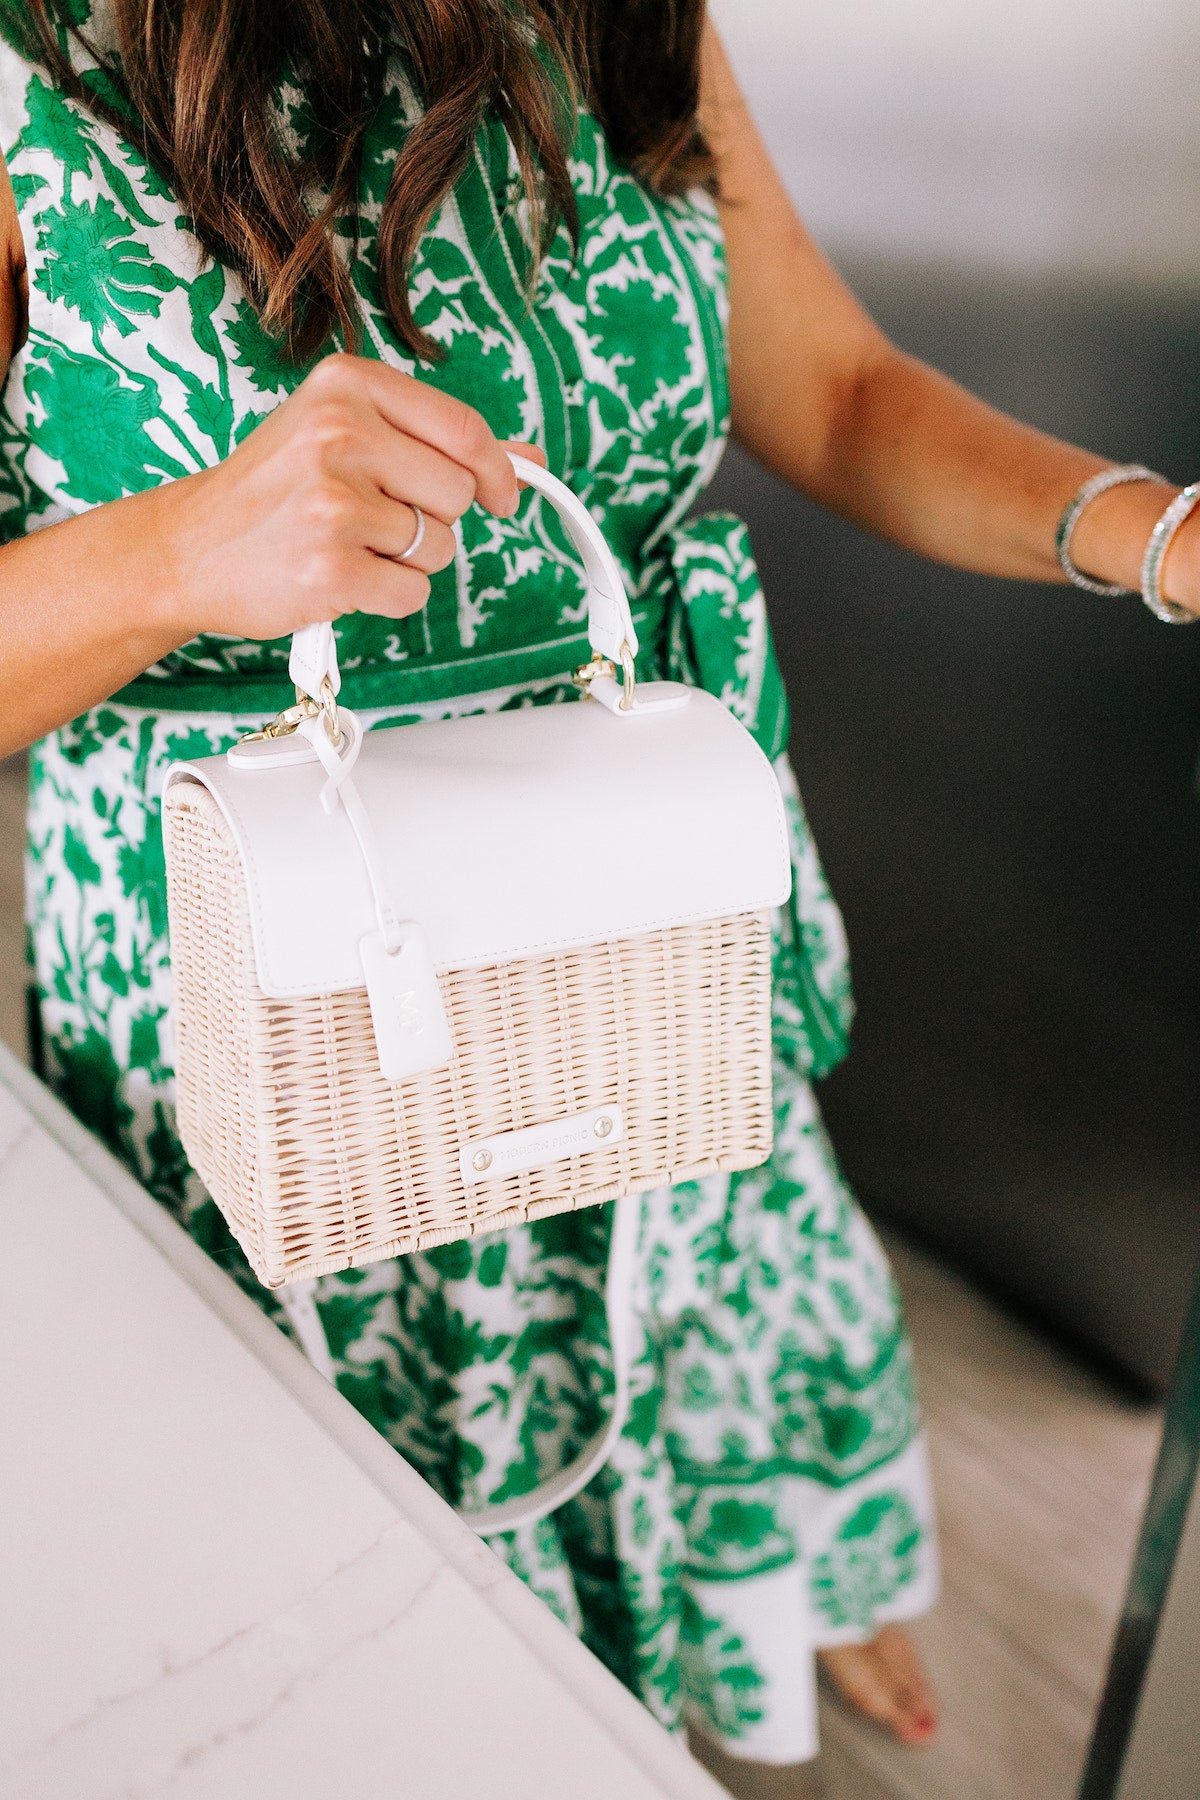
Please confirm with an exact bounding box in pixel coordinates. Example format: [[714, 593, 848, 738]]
[[0, 10, 938, 1764]]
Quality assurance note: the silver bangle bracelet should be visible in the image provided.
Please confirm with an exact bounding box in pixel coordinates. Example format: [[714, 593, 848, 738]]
[[1055, 464, 1164, 598], [1140, 483, 1200, 625]]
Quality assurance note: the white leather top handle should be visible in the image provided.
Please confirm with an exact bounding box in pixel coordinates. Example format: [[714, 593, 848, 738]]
[[289, 453, 640, 703]]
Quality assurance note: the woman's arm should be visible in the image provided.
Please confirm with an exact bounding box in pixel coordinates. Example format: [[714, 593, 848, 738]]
[[703, 28, 1199, 612], [0, 159, 207, 739], [0, 173, 530, 758], [0, 159, 25, 364]]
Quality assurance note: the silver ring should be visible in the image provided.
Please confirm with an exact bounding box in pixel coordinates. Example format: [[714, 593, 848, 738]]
[[395, 503, 426, 565]]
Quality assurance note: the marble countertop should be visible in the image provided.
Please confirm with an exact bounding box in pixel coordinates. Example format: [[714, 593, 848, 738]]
[[0, 1046, 727, 1800]]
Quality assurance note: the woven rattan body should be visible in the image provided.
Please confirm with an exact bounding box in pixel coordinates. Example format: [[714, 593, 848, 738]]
[[163, 781, 775, 1288]]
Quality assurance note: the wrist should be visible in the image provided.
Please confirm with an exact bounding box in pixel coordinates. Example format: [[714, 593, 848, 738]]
[[1065, 475, 1179, 596], [132, 469, 215, 650]]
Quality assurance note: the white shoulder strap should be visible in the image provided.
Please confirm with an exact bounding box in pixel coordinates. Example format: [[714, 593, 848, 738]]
[[457, 1191, 640, 1537], [276, 1191, 641, 1539]]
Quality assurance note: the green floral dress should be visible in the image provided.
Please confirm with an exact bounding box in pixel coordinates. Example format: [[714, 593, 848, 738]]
[[0, 12, 938, 1765]]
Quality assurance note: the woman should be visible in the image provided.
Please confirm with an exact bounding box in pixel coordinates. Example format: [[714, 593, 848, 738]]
[[0, 0, 1195, 1770]]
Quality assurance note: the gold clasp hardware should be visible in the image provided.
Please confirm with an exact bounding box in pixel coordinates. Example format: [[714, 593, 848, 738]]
[[238, 677, 342, 748], [572, 653, 614, 691], [572, 641, 637, 713], [316, 674, 343, 747]]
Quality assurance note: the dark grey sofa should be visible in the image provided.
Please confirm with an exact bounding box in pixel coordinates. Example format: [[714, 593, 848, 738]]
[[704, 264, 1200, 1393]]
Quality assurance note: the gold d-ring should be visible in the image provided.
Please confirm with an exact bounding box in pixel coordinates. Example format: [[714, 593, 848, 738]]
[[317, 674, 342, 746], [618, 642, 636, 712]]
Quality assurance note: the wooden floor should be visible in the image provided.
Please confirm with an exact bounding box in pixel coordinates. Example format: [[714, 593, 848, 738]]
[[0, 753, 1162, 1800]]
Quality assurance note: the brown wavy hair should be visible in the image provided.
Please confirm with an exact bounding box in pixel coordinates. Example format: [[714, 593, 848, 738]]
[[6, 0, 714, 361]]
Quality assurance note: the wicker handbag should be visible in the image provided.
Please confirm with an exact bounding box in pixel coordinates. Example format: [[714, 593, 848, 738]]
[[162, 459, 790, 1310]]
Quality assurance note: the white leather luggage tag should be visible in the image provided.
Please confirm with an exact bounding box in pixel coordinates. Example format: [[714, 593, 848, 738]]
[[359, 922, 452, 1082]]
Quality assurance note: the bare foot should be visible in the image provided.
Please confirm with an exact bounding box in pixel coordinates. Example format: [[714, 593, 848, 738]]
[[818, 1625, 939, 1746]]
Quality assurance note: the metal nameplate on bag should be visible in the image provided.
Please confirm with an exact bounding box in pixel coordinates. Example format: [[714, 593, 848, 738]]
[[460, 1106, 625, 1186], [359, 923, 453, 1081]]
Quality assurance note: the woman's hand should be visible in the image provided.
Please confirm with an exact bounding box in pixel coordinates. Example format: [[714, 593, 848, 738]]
[[0, 349, 545, 754], [162, 353, 541, 644]]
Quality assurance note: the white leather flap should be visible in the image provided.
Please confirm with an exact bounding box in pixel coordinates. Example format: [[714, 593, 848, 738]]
[[164, 687, 791, 999]]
